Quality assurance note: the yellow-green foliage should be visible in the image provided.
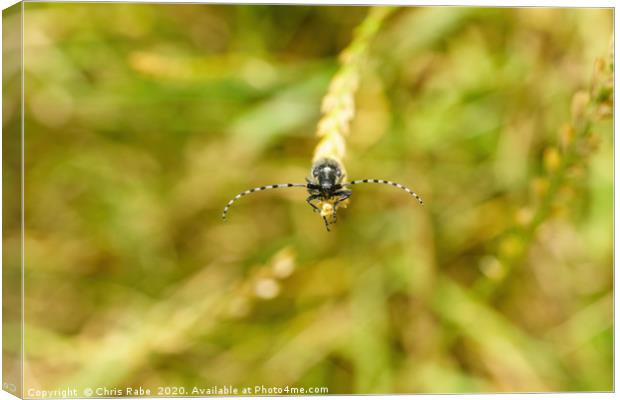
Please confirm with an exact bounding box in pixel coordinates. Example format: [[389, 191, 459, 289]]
[[4, 4, 612, 394]]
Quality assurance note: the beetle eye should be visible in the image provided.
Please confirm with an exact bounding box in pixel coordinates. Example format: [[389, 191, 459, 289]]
[[312, 169, 319, 177]]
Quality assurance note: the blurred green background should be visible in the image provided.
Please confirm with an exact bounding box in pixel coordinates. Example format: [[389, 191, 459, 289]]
[[3, 4, 613, 394]]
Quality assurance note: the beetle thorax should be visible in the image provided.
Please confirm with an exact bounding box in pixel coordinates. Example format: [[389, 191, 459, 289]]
[[310, 158, 345, 195]]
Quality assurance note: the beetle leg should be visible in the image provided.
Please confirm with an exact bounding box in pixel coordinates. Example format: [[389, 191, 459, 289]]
[[306, 194, 322, 213]]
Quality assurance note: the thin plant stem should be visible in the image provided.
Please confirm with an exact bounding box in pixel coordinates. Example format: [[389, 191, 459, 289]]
[[312, 6, 397, 169], [475, 40, 614, 299]]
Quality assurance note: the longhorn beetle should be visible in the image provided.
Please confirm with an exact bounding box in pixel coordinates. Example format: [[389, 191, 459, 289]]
[[222, 157, 423, 231]]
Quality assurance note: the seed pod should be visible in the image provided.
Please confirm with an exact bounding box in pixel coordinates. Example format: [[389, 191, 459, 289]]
[[544, 147, 562, 172], [559, 124, 575, 149], [571, 91, 590, 120]]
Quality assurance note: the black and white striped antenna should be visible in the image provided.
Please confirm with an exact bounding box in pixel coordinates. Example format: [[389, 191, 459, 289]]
[[343, 179, 424, 205], [222, 183, 307, 220]]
